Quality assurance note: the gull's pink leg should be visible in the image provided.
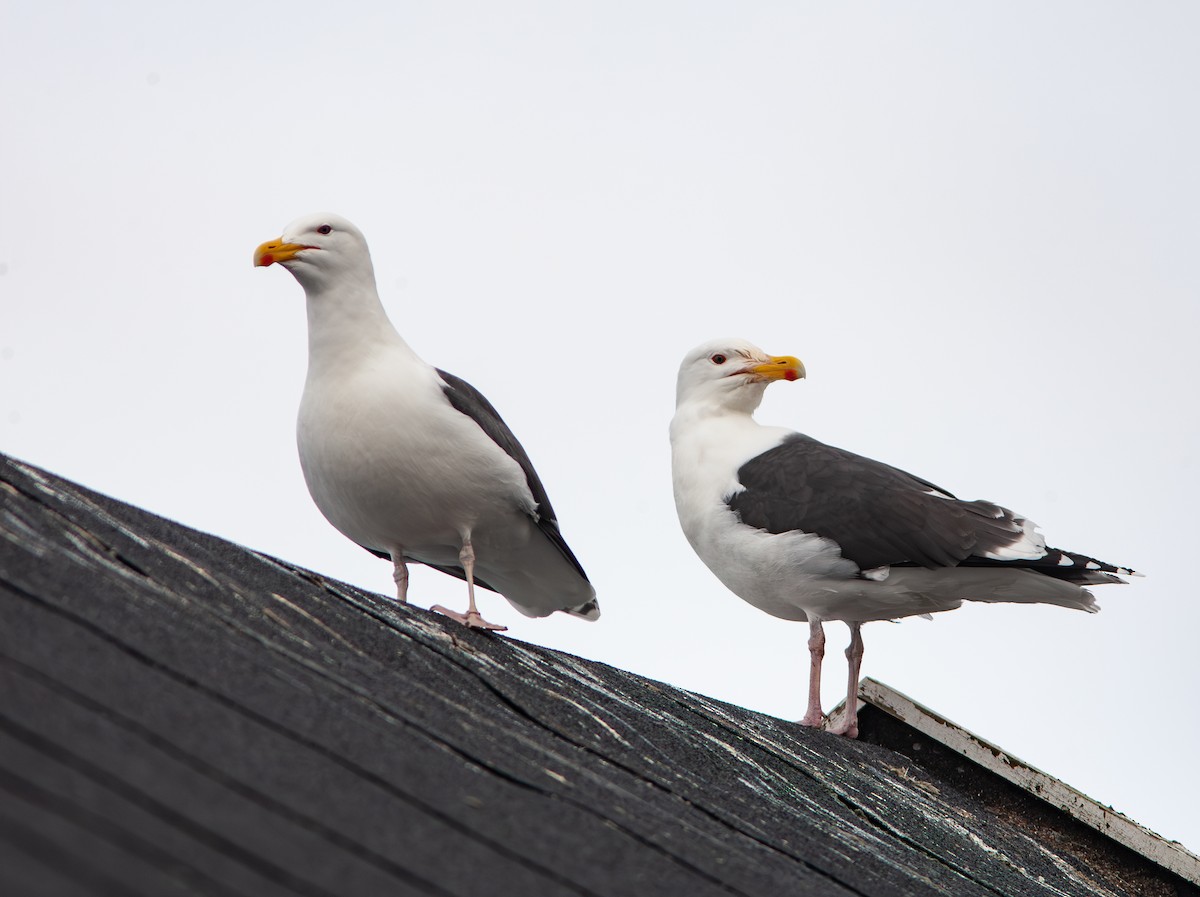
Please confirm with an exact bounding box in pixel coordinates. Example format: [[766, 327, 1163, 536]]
[[829, 622, 864, 738], [390, 549, 409, 603], [431, 538, 508, 632], [799, 617, 826, 727]]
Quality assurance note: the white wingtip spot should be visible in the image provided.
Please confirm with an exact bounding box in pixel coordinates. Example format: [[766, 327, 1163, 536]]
[[982, 517, 1046, 561]]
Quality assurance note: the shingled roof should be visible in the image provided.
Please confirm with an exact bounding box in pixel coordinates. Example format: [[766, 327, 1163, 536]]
[[2, 453, 1196, 897]]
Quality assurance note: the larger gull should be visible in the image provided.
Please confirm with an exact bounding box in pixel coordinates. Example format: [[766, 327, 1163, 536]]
[[669, 337, 1134, 737], [254, 212, 598, 631]]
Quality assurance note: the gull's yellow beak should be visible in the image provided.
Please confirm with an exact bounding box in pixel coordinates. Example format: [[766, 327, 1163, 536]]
[[253, 238, 311, 267], [746, 355, 805, 382]]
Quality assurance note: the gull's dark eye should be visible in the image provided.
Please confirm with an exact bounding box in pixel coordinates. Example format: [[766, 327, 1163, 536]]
[[317, 224, 332, 235], [710, 353, 727, 365]]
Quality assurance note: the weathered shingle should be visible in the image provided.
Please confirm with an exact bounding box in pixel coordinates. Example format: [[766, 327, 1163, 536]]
[[1, 454, 1195, 897]]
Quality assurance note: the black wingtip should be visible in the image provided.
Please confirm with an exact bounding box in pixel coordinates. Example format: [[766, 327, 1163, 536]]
[[568, 598, 601, 621]]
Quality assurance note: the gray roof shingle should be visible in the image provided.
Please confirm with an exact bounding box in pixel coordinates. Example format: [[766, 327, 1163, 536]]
[[1, 454, 1194, 897]]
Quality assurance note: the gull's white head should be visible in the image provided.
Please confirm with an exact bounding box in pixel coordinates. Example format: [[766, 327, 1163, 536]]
[[675, 337, 805, 414], [253, 212, 375, 294]]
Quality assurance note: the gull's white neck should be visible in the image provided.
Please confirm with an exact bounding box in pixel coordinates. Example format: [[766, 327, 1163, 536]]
[[671, 399, 773, 459], [670, 379, 769, 436], [671, 394, 791, 506], [301, 273, 416, 379]]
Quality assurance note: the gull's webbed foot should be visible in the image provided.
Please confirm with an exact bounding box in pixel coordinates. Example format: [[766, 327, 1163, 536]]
[[431, 604, 508, 632]]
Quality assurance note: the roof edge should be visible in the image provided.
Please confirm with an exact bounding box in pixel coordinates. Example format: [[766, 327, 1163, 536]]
[[827, 678, 1200, 886]]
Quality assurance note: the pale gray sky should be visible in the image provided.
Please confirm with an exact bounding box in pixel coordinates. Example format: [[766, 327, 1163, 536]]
[[3, 1, 1198, 853]]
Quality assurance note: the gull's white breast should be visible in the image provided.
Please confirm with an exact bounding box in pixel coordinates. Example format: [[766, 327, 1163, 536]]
[[670, 410, 856, 621], [297, 351, 535, 567]]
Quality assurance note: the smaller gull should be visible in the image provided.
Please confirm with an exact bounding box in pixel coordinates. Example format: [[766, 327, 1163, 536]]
[[254, 213, 598, 631], [670, 338, 1135, 737]]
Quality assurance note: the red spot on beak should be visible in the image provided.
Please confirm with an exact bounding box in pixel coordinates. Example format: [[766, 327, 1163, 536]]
[[259, 254, 275, 266], [784, 369, 799, 381]]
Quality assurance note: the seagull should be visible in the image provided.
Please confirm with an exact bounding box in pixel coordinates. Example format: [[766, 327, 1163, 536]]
[[669, 337, 1134, 737], [254, 213, 598, 632]]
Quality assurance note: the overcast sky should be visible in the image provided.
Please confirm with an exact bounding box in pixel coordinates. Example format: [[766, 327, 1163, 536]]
[[3, 1, 1198, 855]]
